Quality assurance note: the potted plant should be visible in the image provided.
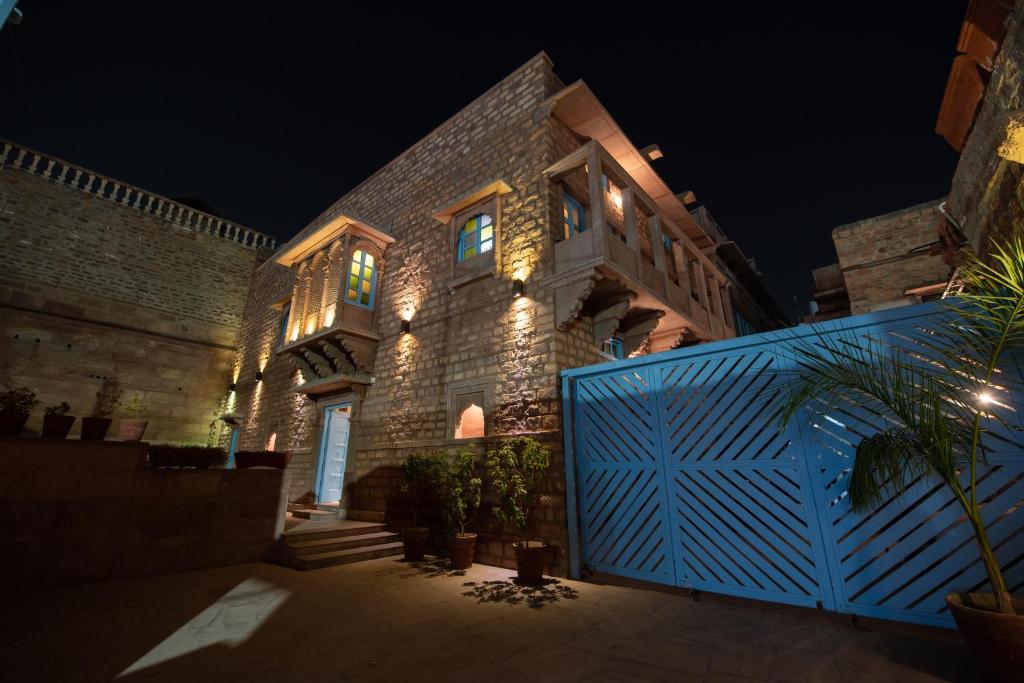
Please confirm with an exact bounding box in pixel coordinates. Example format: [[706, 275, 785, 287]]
[[0, 387, 40, 437], [42, 402, 75, 439], [437, 446, 482, 570], [400, 451, 443, 562], [82, 380, 119, 441], [779, 239, 1024, 682], [117, 394, 150, 441], [486, 436, 552, 584]]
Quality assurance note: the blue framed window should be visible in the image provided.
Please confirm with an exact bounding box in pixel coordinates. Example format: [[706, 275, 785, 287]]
[[601, 337, 625, 360], [457, 213, 494, 261], [279, 304, 290, 343], [563, 193, 585, 237], [345, 249, 377, 309]]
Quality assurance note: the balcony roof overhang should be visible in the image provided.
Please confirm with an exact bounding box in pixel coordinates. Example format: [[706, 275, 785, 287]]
[[546, 81, 713, 249], [274, 213, 395, 267]]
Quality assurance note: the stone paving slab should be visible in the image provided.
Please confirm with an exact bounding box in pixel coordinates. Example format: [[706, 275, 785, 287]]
[[0, 557, 979, 682]]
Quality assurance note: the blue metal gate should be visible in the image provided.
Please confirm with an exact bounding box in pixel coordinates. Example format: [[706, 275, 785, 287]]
[[561, 303, 1024, 627]]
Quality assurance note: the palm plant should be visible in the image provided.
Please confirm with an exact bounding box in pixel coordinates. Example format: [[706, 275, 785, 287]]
[[780, 239, 1024, 616]]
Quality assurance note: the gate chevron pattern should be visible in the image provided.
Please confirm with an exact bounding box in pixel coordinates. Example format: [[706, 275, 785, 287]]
[[564, 302, 1024, 627], [575, 368, 673, 583]]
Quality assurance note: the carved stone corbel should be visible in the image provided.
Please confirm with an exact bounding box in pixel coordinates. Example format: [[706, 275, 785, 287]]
[[321, 340, 356, 375], [555, 270, 599, 330], [303, 349, 334, 377], [288, 353, 319, 383], [621, 311, 665, 357]]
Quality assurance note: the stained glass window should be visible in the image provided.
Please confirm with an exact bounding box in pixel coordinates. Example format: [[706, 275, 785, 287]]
[[345, 249, 376, 309], [458, 213, 493, 261]]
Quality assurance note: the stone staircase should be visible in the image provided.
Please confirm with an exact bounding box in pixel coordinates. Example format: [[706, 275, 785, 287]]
[[279, 518, 402, 571]]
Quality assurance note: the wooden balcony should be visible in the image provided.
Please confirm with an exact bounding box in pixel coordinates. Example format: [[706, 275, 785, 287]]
[[545, 141, 734, 351]]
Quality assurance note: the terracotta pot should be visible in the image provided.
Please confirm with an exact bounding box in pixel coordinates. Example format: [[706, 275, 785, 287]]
[[118, 418, 148, 441], [947, 593, 1024, 682], [403, 526, 430, 562], [448, 533, 477, 570], [0, 411, 30, 437], [513, 540, 547, 585], [42, 414, 75, 439], [80, 417, 112, 441]]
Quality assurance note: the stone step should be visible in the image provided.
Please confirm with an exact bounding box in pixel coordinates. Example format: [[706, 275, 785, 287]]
[[291, 509, 338, 522], [285, 531, 400, 556], [283, 520, 388, 543], [345, 509, 385, 523], [315, 503, 345, 518], [289, 542, 404, 570]]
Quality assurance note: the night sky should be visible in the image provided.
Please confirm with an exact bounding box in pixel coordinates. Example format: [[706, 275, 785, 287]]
[[1, 2, 966, 322]]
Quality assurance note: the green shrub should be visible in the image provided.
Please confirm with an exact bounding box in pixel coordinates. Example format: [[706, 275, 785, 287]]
[[44, 402, 71, 417], [436, 447, 482, 536], [0, 387, 40, 416], [148, 444, 227, 470], [486, 436, 551, 535], [401, 450, 445, 526]]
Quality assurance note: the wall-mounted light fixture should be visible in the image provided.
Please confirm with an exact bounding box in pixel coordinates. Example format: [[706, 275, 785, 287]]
[[227, 382, 237, 392], [401, 319, 411, 334], [254, 371, 263, 382], [513, 278, 525, 298]]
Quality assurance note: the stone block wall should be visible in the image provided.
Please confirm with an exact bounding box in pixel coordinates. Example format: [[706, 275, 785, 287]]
[[0, 161, 267, 442], [832, 201, 952, 314], [234, 54, 582, 571], [0, 439, 288, 589], [949, 4, 1024, 255]]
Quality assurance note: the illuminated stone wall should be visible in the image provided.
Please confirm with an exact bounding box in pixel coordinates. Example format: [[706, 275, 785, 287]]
[[948, 6, 1024, 255], [0, 165, 266, 442], [832, 201, 952, 315], [235, 54, 589, 572]]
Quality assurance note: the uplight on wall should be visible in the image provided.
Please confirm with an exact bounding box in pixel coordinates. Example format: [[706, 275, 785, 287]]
[[254, 371, 263, 382], [513, 278, 524, 298], [401, 318, 411, 334]]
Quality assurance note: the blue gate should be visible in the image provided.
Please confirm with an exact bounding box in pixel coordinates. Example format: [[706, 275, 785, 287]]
[[561, 302, 1024, 627]]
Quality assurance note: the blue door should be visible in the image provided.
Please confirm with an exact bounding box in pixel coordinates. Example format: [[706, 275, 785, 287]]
[[314, 404, 351, 504]]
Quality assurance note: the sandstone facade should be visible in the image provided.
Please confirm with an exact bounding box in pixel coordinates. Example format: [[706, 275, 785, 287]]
[[0, 142, 274, 442], [832, 201, 952, 315], [232, 54, 747, 574]]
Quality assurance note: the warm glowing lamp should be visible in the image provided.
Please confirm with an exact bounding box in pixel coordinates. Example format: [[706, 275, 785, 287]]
[[254, 371, 263, 382], [401, 319, 411, 334], [513, 279, 524, 298]]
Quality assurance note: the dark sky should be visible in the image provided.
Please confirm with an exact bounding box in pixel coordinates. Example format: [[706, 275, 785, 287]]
[[1, 1, 965, 321]]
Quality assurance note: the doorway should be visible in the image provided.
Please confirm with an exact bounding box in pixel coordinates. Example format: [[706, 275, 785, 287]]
[[314, 403, 351, 505]]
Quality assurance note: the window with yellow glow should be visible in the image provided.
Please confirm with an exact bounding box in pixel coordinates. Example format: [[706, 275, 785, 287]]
[[457, 214, 494, 261], [345, 249, 377, 309]]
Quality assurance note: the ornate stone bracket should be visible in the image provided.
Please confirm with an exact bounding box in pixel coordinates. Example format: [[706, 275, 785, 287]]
[[321, 339, 356, 375], [590, 295, 632, 345], [621, 311, 665, 357], [336, 334, 376, 373], [554, 270, 599, 330], [288, 354, 318, 383], [303, 349, 334, 377]]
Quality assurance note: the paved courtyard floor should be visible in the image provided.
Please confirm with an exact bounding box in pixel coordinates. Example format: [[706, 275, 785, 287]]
[[0, 556, 978, 682]]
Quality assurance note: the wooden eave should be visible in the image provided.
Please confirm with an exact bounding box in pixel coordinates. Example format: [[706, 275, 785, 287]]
[[275, 213, 395, 267], [546, 81, 714, 249]]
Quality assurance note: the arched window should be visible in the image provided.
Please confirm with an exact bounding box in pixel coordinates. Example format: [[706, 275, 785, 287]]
[[345, 249, 376, 309], [457, 213, 494, 261], [454, 402, 484, 439]]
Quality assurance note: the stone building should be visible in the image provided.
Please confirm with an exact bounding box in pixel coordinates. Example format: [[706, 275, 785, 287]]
[[807, 201, 954, 319], [1, 53, 780, 574], [942, 0, 1024, 256], [688, 203, 787, 332], [229, 53, 760, 571], [0, 140, 275, 442], [806, 0, 1024, 321]]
